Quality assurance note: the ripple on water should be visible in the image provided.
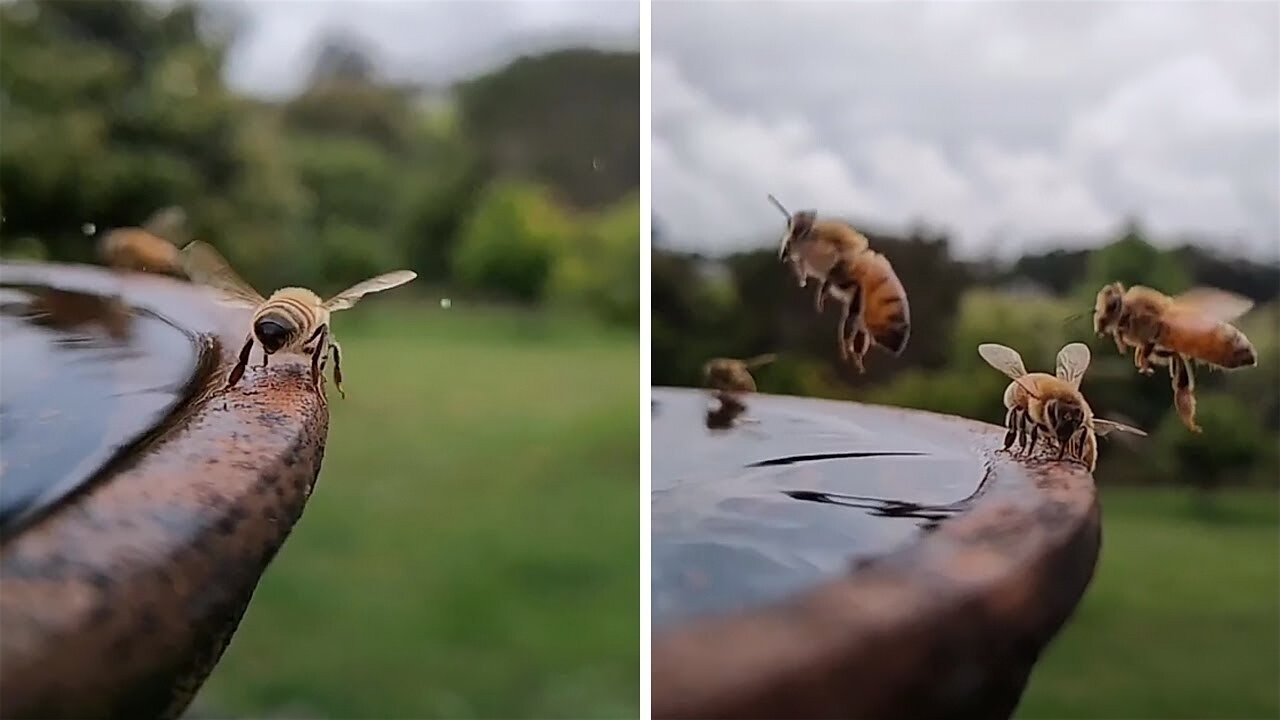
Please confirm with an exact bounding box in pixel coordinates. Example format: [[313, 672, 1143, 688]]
[[0, 275, 208, 537], [652, 388, 990, 629]]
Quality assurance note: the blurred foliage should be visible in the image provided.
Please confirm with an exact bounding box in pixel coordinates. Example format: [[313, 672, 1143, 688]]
[[654, 218, 1280, 492], [0, 0, 638, 326]]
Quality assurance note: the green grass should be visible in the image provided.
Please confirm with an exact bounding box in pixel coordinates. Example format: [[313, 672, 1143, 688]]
[[1018, 485, 1280, 719], [195, 302, 640, 719]]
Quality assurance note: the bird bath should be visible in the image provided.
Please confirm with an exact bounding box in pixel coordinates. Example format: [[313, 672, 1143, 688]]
[[0, 262, 330, 720], [651, 387, 1101, 720]]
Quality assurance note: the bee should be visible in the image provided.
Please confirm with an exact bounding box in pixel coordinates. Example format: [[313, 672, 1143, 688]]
[[97, 206, 189, 277], [767, 195, 910, 372], [702, 353, 777, 394], [1092, 283, 1257, 433], [179, 240, 417, 400], [978, 341, 1147, 472]]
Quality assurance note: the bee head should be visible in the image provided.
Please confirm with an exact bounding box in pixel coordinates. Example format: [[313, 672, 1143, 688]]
[[1046, 399, 1086, 446], [253, 314, 295, 354], [1093, 282, 1126, 336], [779, 210, 816, 260]]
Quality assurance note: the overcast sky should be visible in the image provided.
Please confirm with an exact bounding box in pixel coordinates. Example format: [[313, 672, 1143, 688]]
[[653, 1, 1279, 261], [218, 0, 639, 97]]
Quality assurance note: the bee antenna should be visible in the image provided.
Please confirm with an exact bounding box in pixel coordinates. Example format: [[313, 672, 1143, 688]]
[[766, 194, 792, 221], [1062, 309, 1091, 326]]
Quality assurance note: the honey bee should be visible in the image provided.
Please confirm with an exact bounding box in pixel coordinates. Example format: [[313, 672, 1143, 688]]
[[180, 240, 416, 400], [97, 206, 189, 277], [1092, 283, 1257, 433], [978, 342, 1147, 472], [767, 195, 910, 371], [702, 353, 777, 394]]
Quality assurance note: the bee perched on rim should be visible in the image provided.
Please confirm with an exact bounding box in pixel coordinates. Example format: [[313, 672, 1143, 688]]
[[1091, 282, 1258, 433], [179, 241, 417, 401], [97, 206, 190, 277], [978, 341, 1147, 472], [766, 195, 910, 373], [701, 353, 777, 394]]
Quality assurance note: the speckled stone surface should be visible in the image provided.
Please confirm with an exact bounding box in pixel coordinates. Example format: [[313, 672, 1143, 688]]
[[0, 263, 330, 720], [651, 387, 1100, 720]]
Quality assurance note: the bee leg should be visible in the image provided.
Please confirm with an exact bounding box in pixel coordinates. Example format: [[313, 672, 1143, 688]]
[[1171, 355, 1201, 433], [837, 300, 851, 361], [330, 340, 346, 399], [1003, 408, 1018, 450], [850, 328, 870, 374], [1135, 342, 1156, 375], [309, 334, 326, 396], [226, 335, 254, 389], [1113, 331, 1126, 355], [839, 278, 866, 370], [1025, 423, 1039, 455]]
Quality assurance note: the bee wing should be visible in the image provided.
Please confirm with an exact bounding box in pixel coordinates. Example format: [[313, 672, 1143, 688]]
[[744, 353, 778, 368], [977, 343, 1028, 380], [1172, 287, 1254, 324], [141, 206, 188, 245], [179, 241, 265, 308], [1055, 342, 1092, 389], [323, 270, 418, 312], [1092, 419, 1148, 438]]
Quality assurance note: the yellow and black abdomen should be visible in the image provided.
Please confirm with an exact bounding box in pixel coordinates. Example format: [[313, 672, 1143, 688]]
[[853, 252, 910, 356], [1160, 313, 1257, 369], [252, 289, 325, 354]]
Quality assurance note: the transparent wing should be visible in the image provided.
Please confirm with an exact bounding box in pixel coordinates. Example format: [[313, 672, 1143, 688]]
[[977, 343, 1027, 380], [323, 270, 418, 312], [1055, 342, 1092, 389], [179, 241, 265, 308], [1172, 287, 1254, 324], [1093, 419, 1148, 438], [744, 353, 778, 368], [141, 206, 188, 244]]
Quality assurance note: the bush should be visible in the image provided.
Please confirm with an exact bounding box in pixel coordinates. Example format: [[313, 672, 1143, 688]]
[[451, 181, 574, 303], [548, 192, 640, 326]]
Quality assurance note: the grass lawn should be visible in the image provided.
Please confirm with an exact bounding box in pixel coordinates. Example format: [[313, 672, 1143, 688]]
[[1018, 485, 1280, 719], [194, 302, 640, 719]]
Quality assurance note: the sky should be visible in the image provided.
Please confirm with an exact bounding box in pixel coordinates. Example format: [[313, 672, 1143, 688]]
[[216, 0, 640, 97], [653, 1, 1280, 261]]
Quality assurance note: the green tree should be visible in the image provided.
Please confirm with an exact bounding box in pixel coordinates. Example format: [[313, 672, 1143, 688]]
[[452, 181, 574, 303]]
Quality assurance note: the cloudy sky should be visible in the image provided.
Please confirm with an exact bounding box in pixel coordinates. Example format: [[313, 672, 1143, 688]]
[[653, 1, 1279, 261], [217, 0, 639, 97]]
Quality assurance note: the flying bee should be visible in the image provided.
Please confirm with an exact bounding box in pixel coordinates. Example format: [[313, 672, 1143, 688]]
[[767, 195, 910, 372], [702, 353, 777, 394], [179, 240, 417, 401], [97, 206, 189, 277], [978, 342, 1147, 472], [1092, 283, 1257, 433]]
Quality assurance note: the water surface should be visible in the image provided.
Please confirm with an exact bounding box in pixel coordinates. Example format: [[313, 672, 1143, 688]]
[[0, 267, 212, 537], [652, 388, 989, 629]]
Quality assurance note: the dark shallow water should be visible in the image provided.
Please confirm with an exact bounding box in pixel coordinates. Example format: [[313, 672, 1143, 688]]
[[652, 387, 990, 629], [0, 266, 212, 536]]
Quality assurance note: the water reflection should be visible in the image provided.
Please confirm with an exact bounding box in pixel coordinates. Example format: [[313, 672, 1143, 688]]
[[652, 387, 989, 629], [704, 391, 749, 430], [0, 279, 205, 538]]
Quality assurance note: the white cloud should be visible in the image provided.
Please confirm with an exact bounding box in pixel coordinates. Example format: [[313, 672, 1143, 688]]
[[653, 1, 1280, 260]]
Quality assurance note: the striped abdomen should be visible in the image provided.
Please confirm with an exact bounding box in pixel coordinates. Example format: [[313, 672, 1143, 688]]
[[1159, 311, 1257, 369], [851, 251, 910, 355], [253, 288, 326, 354]]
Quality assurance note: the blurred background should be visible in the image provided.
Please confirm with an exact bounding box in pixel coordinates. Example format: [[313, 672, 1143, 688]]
[[0, 0, 639, 717], [653, 2, 1278, 718]]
